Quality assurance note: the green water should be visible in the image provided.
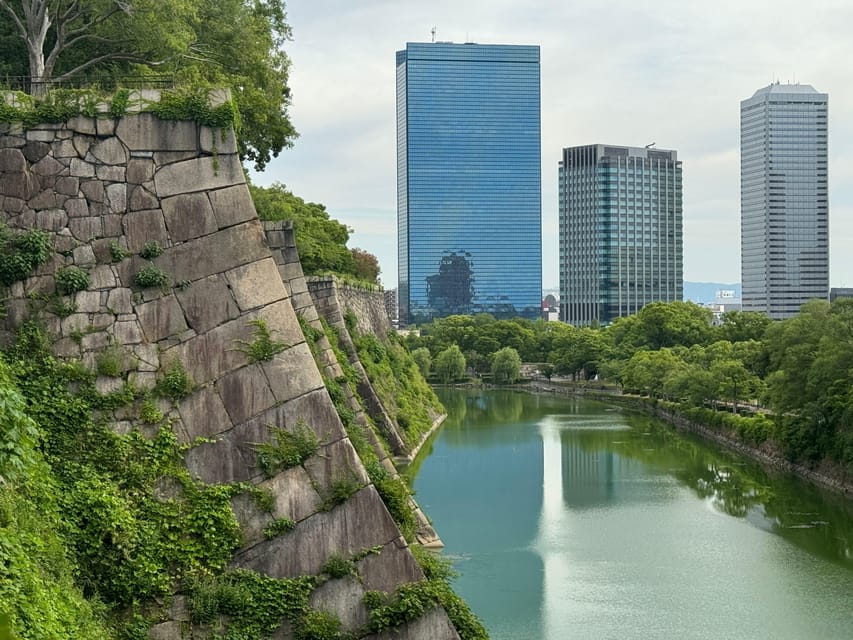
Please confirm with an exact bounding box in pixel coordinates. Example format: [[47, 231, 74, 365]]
[[409, 389, 853, 640]]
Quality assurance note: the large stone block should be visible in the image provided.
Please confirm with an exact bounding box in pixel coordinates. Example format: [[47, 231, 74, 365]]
[[128, 185, 158, 211], [31, 154, 64, 176], [0, 169, 39, 200], [303, 438, 369, 501], [218, 363, 277, 424], [80, 179, 105, 203], [178, 384, 233, 441], [200, 126, 237, 155], [370, 607, 460, 640], [208, 184, 257, 229], [175, 274, 240, 333], [184, 438, 251, 484], [162, 316, 251, 386], [358, 539, 424, 594], [232, 486, 401, 578], [90, 137, 128, 165], [69, 158, 95, 177], [22, 141, 50, 163], [0, 148, 26, 172], [115, 114, 198, 151], [262, 343, 325, 404], [158, 221, 269, 284], [251, 299, 306, 351], [137, 294, 189, 342], [68, 216, 102, 242], [65, 197, 89, 217], [309, 577, 370, 632], [225, 257, 286, 311], [33, 209, 67, 231], [123, 209, 169, 252], [106, 288, 133, 314], [105, 183, 127, 213], [96, 165, 125, 182], [126, 158, 155, 184], [161, 192, 217, 242], [153, 155, 244, 198], [55, 176, 79, 196]]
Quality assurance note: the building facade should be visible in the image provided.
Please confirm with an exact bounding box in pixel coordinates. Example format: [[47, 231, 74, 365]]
[[740, 83, 829, 319], [396, 42, 542, 325], [558, 144, 683, 325]]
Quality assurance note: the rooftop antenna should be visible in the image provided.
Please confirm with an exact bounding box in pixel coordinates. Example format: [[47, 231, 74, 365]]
[[645, 142, 656, 149], [431, 26, 436, 43]]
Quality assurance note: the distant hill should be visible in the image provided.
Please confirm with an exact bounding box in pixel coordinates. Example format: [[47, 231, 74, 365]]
[[683, 282, 741, 304]]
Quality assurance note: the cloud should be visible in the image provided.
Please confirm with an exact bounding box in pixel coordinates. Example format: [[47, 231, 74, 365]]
[[256, 0, 853, 289]]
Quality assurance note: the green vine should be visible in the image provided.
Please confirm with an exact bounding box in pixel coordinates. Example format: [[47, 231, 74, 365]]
[[0, 225, 51, 286]]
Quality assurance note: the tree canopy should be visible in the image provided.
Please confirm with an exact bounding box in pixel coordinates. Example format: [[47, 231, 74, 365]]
[[0, 0, 296, 170], [250, 182, 380, 283]]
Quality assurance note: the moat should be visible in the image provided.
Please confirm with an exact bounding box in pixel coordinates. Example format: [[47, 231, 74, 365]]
[[409, 389, 853, 640]]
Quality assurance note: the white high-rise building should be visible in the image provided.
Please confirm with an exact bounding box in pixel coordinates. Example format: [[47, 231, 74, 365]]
[[740, 83, 828, 319]]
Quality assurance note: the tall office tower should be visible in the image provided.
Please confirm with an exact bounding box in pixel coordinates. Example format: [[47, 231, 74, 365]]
[[396, 42, 542, 326], [741, 83, 829, 319], [558, 144, 683, 325]]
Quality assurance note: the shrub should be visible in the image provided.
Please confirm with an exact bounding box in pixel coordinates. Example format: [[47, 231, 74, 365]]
[[134, 266, 170, 289], [109, 241, 128, 262], [237, 319, 289, 362], [320, 474, 362, 511], [155, 360, 193, 401], [321, 553, 356, 579], [253, 420, 319, 477], [95, 346, 125, 377], [263, 517, 296, 539], [139, 241, 163, 260], [55, 266, 90, 294], [0, 226, 51, 286], [295, 610, 344, 640], [138, 399, 164, 425]]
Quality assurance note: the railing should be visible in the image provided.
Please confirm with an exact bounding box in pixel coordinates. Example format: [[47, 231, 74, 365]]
[[1, 75, 175, 94]]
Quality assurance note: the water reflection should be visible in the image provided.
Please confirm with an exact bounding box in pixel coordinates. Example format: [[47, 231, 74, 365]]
[[416, 390, 853, 640]]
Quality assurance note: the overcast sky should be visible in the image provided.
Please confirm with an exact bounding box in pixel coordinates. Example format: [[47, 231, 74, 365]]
[[252, 0, 853, 291]]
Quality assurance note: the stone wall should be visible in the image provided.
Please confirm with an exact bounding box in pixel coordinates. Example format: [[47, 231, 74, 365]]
[[0, 106, 457, 639], [265, 222, 441, 548]]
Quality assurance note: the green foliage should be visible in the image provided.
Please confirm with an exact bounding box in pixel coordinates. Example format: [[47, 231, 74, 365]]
[[370, 466, 417, 542], [138, 399, 164, 425], [155, 359, 193, 401], [0, 361, 40, 483], [253, 420, 319, 477], [490, 347, 522, 384], [50, 297, 78, 318], [55, 265, 90, 294], [109, 241, 129, 262], [236, 318, 289, 362], [250, 182, 365, 277], [320, 474, 362, 511], [1, 323, 248, 627], [434, 345, 466, 384], [188, 570, 316, 635], [138, 241, 163, 260], [411, 347, 432, 379], [295, 609, 345, 640], [321, 553, 356, 579], [134, 266, 170, 289], [0, 226, 51, 286], [150, 89, 237, 131], [263, 517, 296, 539], [352, 329, 443, 447], [95, 345, 125, 377], [108, 88, 130, 118]]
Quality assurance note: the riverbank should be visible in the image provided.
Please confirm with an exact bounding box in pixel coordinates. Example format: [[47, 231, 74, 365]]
[[524, 381, 853, 497]]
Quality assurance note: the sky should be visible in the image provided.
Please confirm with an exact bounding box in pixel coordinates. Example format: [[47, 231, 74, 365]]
[[252, 0, 853, 291]]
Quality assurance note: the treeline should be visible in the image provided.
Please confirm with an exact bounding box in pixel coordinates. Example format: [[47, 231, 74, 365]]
[[406, 300, 853, 472], [250, 182, 381, 284]]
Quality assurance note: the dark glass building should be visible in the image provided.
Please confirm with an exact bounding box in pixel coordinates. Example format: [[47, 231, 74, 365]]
[[396, 42, 542, 325], [558, 144, 683, 325]]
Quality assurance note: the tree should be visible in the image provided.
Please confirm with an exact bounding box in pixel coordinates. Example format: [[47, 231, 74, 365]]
[[0, 0, 296, 170], [350, 248, 380, 284], [718, 310, 772, 343], [614, 301, 713, 352], [491, 347, 521, 384], [434, 345, 466, 384], [249, 183, 357, 276], [411, 347, 431, 379]]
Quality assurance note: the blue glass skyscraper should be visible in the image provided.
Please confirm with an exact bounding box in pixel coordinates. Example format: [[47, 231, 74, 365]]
[[396, 42, 542, 325]]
